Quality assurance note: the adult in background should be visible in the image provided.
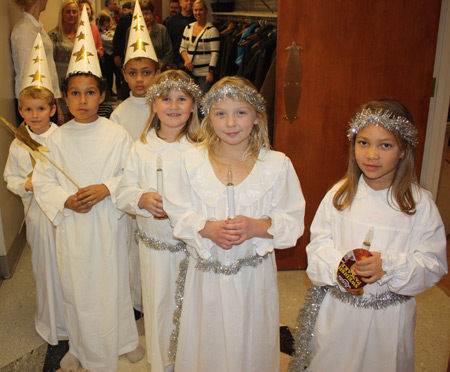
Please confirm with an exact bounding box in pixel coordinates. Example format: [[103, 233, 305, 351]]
[[166, 0, 194, 69], [99, 0, 118, 29], [163, 0, 180, 26], [77, 0, 103, 59], [180, 0, 219, 92], [141, 0, 173, 71], [11, 0, 63, 124], [49, 0, 79, 122]]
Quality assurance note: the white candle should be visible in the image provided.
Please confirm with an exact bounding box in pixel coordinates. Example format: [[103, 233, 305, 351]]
[[156, 154, 163, 195], [227, 166, 235, 219]]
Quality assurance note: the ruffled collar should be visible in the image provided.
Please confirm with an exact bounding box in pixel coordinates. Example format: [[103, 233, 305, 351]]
[[185, 146, 286, 207], [141, 128, 192, 152]]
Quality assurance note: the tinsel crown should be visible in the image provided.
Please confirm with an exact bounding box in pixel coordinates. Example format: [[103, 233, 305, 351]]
[[347, 108, 418, 146], [146, 77, 202, 103]]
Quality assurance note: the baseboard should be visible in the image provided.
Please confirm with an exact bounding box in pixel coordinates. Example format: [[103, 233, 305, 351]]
[[0, 227, 26, 280]]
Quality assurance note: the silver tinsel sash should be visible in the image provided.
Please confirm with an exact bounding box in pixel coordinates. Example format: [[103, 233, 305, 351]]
[[195, 252, 271, 275], [168, 257, 189, 362], [288, 286, 412, 371], [135, 228, 187, 253]]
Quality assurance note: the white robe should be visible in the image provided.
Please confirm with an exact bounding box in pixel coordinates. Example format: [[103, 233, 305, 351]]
[[164, 146, 305, 372], [305, 176, 448, 372], [117, 129, 194, 372], [3, 123, 66, 345], [110, 93, 150, 311], [33, 118, 139, 372]]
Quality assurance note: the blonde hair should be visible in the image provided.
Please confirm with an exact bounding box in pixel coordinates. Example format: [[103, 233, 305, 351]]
[[140, 70, 201, 143], [18, 86, 56, 109], [333, 99, 418, 215], [193, 0, 208, 11], [56, 0, 79, 36], [200, 76, 270, 161]]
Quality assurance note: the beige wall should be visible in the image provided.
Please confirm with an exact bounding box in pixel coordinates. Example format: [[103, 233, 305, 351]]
[[0, 2, 25, 261]]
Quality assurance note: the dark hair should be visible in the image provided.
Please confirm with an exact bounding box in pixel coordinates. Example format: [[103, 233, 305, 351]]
[[122, 1, 132, 9], [61, 72, 108, 94], [140, 0, 154, 13], [97, 14, 111, 27]]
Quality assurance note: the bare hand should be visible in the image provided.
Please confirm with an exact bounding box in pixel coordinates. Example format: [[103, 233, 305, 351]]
[[354, 252, 386, 283], [184, 61, 194, 72], [199, 220, 237, 250], [223, 215, 272, 245], [206, 71, 214, 83], [75, 184, 110, 207], [138, 192, 167, 218], [64, 194, 92, 213], [114, 55, 122, 68], [25, 178, 33, 192]]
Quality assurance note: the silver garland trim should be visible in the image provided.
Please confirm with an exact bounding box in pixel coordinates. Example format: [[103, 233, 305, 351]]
[[200, 84, 266, 115], [135, 228, 187, 253], [288, 286, 413, 371], [146, 77, 202, 104], [168, 256, 189, 362], [347, 108, 418, 146], [195, 252, 271, 275], [327, 285, 412, 310], [288, 286, 329, 372]]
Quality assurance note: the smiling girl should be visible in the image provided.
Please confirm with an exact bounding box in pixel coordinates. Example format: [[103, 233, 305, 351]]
[[117, 70, 202, 372], [163, 76, 305, 372]]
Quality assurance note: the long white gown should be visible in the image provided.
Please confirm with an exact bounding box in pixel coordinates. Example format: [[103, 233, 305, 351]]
[[33, 118, 139, 372], [117, 129, 194, 372], [164, 146, 306, 372], [304, 176, 448, 372], [4, 123, 66, 345], [111, 93, 150, 311]]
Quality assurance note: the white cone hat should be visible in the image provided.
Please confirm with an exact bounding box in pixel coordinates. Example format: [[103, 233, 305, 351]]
[[66, 5, 102, 77], [123, 0, 158, 66], [20, 33, 53, 93]]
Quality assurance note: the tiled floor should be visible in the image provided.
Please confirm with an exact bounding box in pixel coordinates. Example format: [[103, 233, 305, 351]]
[[0, 244, 449, 372]]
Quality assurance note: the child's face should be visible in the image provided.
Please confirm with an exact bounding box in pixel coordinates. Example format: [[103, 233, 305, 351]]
[[355, 124, 404, 190], [19, 97, 56, 135], [123, 59, 158, 98], [152, 90, 193, 134], [210, 98, 261, 150], [65, 75, 105, 123]]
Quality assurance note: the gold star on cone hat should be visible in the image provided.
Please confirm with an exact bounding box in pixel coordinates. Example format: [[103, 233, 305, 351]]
[[123, 0, 158, 66], [66, 5, 102, 77], [20, 33, 53, 93]]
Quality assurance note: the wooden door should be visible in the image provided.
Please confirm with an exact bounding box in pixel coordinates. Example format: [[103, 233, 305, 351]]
[[274, 1, 442, 269]]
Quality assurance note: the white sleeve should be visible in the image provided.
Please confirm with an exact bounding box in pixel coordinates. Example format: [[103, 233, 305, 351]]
[[306, 191, 343, 286], [32, 153, 73, 226], [379, 195, 448, 296], [264, 158, 305, 252], [3, 142, 29, 198], [116, 144, 154, 217], [164, 155, 209, 259]]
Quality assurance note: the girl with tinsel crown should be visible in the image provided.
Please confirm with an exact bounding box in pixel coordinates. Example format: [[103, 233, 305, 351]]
[[163, 76, 306, 372], [289, 99, 448, 372], [116, 70, 202, 372]]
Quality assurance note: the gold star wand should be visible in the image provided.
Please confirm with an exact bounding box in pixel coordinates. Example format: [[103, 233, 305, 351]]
[[0, 115, 80, 189]]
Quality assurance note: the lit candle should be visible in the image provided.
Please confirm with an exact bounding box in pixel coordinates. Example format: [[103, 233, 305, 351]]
[[156, 154, 163, 195], [227, 166, 235, 219]]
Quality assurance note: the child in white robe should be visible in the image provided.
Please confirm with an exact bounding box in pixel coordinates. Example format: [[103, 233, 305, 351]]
[[117, 70, 202, 372], [163, 76, 306, 372], [110, 1, 161, 312], [4, 86, 66, 345], [33, 71, 143, 372], [289, 99, 448, 372]]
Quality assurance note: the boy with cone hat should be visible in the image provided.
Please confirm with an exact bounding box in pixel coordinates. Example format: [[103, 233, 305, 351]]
[[110, 0, 160, 314], [32, 7, 144, 372], [4, 33, 67, 347]]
